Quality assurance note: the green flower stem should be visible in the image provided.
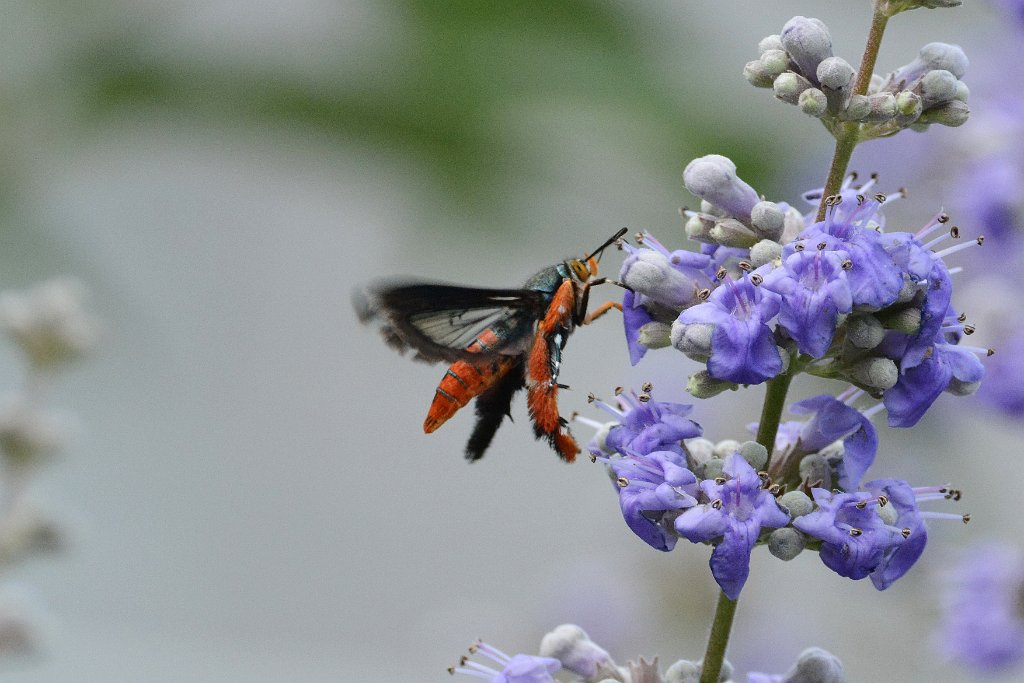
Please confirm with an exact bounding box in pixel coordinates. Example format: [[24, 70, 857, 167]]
[[755, 368, 796, 458], [815, 2, 891, 222], [698, 590, 739, 683]]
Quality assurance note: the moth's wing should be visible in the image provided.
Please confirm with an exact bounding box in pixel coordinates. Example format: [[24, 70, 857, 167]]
[[355, 281, 545, 363], [464, 358, 526, 461]]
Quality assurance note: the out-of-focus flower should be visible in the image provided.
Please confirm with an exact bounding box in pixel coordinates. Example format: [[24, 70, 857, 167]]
[[934, 542, 1024, 673], [449, 641, 560, 683], [0, 278, 98, 370], [747, 647, 845, 683]]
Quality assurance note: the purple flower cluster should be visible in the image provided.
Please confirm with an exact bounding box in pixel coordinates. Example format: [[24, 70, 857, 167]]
[[934, 543, 1024, 673], [621, 155, 986, 429]]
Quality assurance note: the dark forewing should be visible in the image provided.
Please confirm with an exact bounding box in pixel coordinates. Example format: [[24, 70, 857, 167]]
[[355, 281, 546, 363], [464, 358, 525, 461]]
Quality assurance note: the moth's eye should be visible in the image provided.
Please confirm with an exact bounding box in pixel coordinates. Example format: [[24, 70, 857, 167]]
[[569, 259, 590, 280]]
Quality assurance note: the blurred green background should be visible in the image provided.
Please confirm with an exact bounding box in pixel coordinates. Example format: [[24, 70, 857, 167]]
[[0, 1, 1016, 681]]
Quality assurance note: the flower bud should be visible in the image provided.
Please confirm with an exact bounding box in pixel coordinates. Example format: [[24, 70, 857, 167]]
[[817, 56, 855, 113], [760, 49, 791, 79], [539, 624, 615, 679], [750, 201, 785, 242], [799, 88, 828, 117], [780, 490, 813, 517], [895, 90, 923, 118], [954, 80, 969, 102], [664, 659, 702, 683], [750, 239, 783, 268], [799, 453, 831, 487], [702, 457, 725, 480], [946, 377, 981, 397], [878, 306, 921, 334], [714, 439, 742, 458], [866, 92, 897, 121], [683, 155, 760, 222], [780, 16, 833, 82], [918, 69, 958, 108], [918, 99, 970, 127], [685, 437, 716, 468], [758, 34, 784, 55], [774, 71, 814, 105], [846, 314, 885, 349], [738, 440, 768, 470], [621, 250, 702, 309], [919, 42, 968, 79], [686, 370, 738, 399], [841, 94, 871, 121], [709, 218, 759, 248], [744, 60, 776, 88], [0, 279, 98, 370], [768, 527, 806, 561], [637, 322, 672, 349], [789, 647, 845, 683], [850, 357, 899, 390], [672, 321, 713, 360]]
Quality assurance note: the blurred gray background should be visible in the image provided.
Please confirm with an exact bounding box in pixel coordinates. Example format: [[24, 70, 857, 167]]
[[0, 1, 1017, 681]]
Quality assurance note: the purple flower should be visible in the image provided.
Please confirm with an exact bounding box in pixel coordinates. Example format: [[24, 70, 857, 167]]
[[785, 394, 878, 490], [934, 542, 1024, 673], [792, 488, 904, 582], [450, 642, 560, 683], [622, 289, 656, 365], [762, 248, 852, 358], [676, 272, 783, 385], [789, 197, 904, 310], [605, 450, 698, 552], [674, 453, 790, 599], [590, 390, 703, 458], [618, 235, 713, 311], [794, 482, 963, 589]]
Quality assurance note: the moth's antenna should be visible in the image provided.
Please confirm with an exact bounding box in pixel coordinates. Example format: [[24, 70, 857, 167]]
[[584, 227, 628, 263]]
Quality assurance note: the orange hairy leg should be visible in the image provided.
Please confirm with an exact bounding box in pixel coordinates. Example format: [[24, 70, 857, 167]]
[[526, 280, 579, 461], [584, 300, 623, 324], [423, 329, 518, 433]]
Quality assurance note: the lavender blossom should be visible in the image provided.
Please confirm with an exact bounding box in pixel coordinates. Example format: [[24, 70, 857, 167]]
[[675, 454, 790, 599], [449, 641, 560, 683], [934, 543, 1024, 673]]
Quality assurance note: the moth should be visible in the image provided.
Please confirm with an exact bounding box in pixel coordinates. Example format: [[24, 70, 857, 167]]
[[355, 228, 626, 462]]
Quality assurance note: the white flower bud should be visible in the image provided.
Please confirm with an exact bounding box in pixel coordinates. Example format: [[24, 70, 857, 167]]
[[738, 441, 769, 470], [709, 218, 759, 248], [685, 437, 716, 468], [637, 322, 672, 349], [664, 659, 702, 683], [919, 69, 959, 108], [744, 60, 776, 89], [671, 321, 714, 360], [919, 99, 970, 127], [758, 34, 784, 55], [0, 278, 98, 370], [750, 239, 783, 268], [895, 90, 923, 118], [760, 49, 791, 78], [774, 71, 814, 105], [780, 490, 813, 517], [702, 457, 725, 480], [846, 315, 885, 349], [768, 527, 806, 561], [842, 94, 871, 121], [683, 155, 760, 222], [539, 624, 615, 679], [686, 371, 737, 399], [799, 88, 828, 117], [850, 357, 899, 390], [750, 201, 785, 242]]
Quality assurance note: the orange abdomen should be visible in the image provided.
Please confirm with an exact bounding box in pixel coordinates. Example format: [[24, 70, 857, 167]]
[[423, 329, 518, 433]]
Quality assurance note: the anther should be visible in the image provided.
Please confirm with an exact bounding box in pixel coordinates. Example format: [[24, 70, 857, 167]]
[[923, 347, 935, 359], [711, 499, 723, 510], [617, 476, 629, 488], [635, 232, 645, 243], [976, 235, 985, 245], [795, 242, 806, 252], [758, 471, 770, 481], [638, 393, 651, 403], [817, 242, 828, 251], [750, 273, 764, 286], [716, 267, 728, 280], [950, 226, 960, 239], [849, 527, 863, 537], [848, 171, 859, 182], [468, 644, 479, 654], [987, 348, 995, 356], [586, 393, 597, 403], [768, 483, 782, 496], [937, 213, 950, 224], [957, 312, 967, 323], [870, 172, 879, 181], [614, 386, 624, 395], [855, 500, 867, 509], [856, 194, 866, 205], [841, 259, 853, 270], [962, 513, 971, 524], [641, 381, 653, 393], [877, 495, 889, 507], [589, 453, 597, 463], [698, 288, 712, 300], [738, 260, 752, 272], [715, 477, 727, 485], [963, 324, 975, 335], [901, 528, 912, 539], [874, 193, 887, 203], [897, 187, 908, 198]]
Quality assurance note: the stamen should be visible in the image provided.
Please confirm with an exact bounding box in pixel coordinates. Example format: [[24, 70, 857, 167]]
[[711, 499, 723, 510], [933, 236, 985, 260], [641, 381, 653, 393]]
